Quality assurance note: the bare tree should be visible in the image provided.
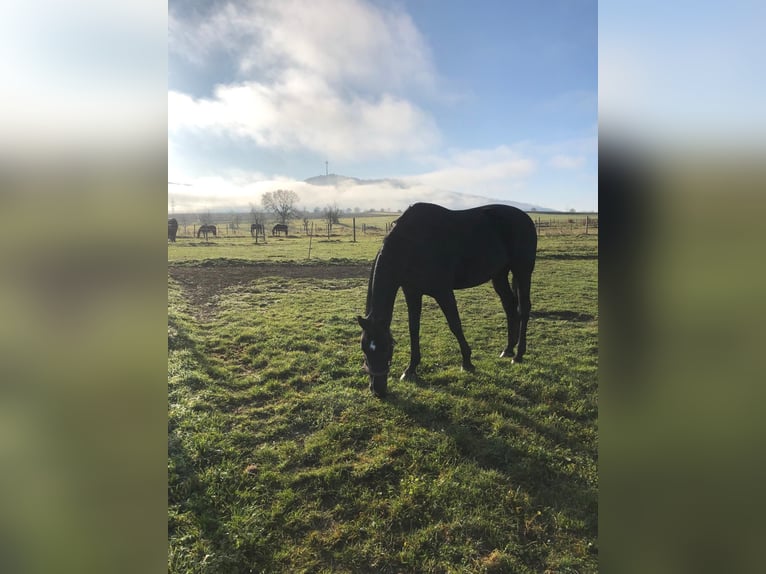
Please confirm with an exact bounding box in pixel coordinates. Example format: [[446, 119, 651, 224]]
[[323, 203, 342, 234], [261, 189, 299, 224], [249, 203, 265, 225], [229, 212, 241, 232], [199, 211, 213, 225], [324, 203, 341, 224]]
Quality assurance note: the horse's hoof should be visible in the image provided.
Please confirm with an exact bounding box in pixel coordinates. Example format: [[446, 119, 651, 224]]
[[511, 356, 524, 364], [400, 371, 416, 381], [500, 349, 514, 358], [462, 363, 476, 373]]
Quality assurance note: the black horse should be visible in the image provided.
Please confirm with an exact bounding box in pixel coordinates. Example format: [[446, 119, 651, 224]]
[[250, 223, 265, 237], [272, 223, 288, 236], [197, 224, 217, 240], [168, 218, 178, 242], [357, 202, 537, 397]]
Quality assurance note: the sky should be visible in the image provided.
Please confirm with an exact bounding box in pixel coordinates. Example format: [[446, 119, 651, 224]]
[[168, 0, 597, 213], [599, 0, 766, 151]]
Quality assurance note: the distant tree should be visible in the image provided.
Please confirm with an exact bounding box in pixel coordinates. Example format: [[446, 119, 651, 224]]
[[177, 213, 188, 235], [249, 203, 265, 226], [199, 211, 213, 225], [262, 189, 299, 224], [569, 208, 576, 213], [324, 203, 342, 225]]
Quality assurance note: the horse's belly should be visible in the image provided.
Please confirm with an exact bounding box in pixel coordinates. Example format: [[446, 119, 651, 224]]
[[453, 274, 493, 290], [452, 254, 506, 289]]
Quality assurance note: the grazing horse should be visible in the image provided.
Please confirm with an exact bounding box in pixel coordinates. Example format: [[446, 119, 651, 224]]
[[197, 224, 217, 240], [357, 202, 537, 398], [168, 218, 178, 242], [250, 223, 265, 237], [272, 223, 288, 236]]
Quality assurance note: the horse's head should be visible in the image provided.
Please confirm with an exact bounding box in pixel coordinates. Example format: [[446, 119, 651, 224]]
[[357, 315, 394, 398]]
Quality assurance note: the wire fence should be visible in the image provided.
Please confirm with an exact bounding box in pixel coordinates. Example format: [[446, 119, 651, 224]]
[[170, 215, 598, 240]]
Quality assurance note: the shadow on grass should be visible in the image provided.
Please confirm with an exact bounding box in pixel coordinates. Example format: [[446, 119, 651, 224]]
[[537, 253, 597, 260], [387, 390, 597, 537], [532, 310, 595, 322]]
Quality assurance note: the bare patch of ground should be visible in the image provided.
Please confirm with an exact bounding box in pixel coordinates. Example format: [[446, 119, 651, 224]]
[[169, 262, 369, 317]]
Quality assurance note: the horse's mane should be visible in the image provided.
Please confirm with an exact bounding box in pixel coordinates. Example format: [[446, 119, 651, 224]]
[[365, 250, 381, 316]]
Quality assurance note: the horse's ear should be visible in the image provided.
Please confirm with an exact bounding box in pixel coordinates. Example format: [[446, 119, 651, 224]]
[[357, 315, 371, 330]]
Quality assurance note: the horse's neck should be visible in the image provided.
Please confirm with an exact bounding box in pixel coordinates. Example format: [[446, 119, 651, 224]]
[[367, 249, 398, 325]]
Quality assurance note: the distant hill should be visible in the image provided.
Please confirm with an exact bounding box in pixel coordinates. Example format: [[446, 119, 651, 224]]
[[304, 173, 407, 189], [303, 173, 554, 212]]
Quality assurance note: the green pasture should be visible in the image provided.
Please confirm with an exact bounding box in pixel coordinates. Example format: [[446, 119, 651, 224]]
[[168, 216, 597, 264], [168, 233, 598, 572]]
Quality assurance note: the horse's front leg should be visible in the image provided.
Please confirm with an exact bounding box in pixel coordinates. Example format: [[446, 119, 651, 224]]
[[401, 288, 422, 380], [435, 290, 475, 372]]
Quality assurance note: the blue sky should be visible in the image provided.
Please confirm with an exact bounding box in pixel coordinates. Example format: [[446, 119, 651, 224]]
[[169, 0, 597, 212]]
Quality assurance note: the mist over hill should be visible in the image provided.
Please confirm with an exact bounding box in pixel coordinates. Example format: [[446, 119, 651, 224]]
[[301, 173, 554, 212], [168, 173, 556, 214]]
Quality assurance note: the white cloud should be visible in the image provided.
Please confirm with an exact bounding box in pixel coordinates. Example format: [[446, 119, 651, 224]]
[[170, 0, 437, 96], [167, 136, 596, 213], [549, 155, 586, 169], [168, 0, 443, 161], [168, 77, 439, 160], [407, 146, 536, 193]]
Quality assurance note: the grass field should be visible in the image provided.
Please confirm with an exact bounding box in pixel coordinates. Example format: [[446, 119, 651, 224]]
[[168, 230, 598, 573]]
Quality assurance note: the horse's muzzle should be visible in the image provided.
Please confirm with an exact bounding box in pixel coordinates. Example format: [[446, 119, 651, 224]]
[[367, 373, 388, 398]]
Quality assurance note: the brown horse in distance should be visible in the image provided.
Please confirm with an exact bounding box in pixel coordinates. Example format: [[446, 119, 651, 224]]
[[197, 224, 217, 240]]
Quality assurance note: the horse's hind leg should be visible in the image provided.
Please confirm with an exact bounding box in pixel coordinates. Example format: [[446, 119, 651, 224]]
[[402, 288, 422, 380], [492, 274, 520, 359], [435, 291, 475, 372], [513, 273, 532, 362]]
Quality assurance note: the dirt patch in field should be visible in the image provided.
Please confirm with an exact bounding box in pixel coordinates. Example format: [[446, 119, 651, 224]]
[[169, 262, 369, 318]]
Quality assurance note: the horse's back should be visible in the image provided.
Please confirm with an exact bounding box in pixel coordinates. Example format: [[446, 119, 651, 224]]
[[396, 203, 534, 249], [388, 203, 536, 287]]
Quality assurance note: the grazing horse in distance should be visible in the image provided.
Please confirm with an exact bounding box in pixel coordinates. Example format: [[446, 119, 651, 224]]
[[272, 223, 288, 236], [197, 224, 217, 240], [250, 223, 265, 237], [358, 202, 537, 398], [168, 218, 178, 242]]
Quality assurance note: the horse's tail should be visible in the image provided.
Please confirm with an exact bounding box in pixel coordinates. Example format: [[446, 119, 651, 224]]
[[517, 215, 537, 273], [486, 207, 537, 274], [511, 214, 537, 274]]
